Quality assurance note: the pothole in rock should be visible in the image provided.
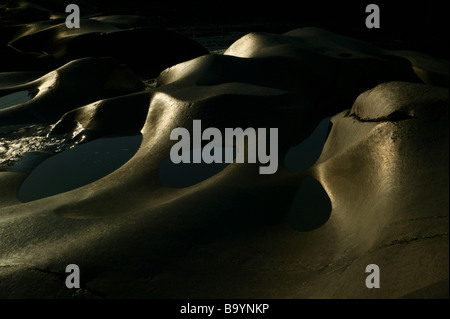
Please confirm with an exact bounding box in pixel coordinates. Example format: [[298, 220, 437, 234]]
[[17, 135, 142, 202], [0, 90, 38, 109]]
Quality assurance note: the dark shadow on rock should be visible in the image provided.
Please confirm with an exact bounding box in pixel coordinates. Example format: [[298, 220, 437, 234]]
[[158, 147, 236, 188], [284, 117, 331, 171], [48, 91, 152, 142], [287, 176, 332, 232], [17, 135, 142, 202]]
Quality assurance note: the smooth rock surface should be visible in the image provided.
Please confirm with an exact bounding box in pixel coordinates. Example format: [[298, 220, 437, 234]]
[[0, 57, 145, 125], [0, 6, 447, 299]]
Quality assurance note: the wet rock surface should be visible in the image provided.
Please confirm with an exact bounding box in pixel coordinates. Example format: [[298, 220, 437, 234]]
[[0, 0, 448, 299]]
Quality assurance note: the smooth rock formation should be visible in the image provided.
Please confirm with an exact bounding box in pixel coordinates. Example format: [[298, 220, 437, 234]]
[[48, 91, 152, 142], [4, 7, 209, 76], [0, 5, 447, 299], [0, 57, 145, 125]]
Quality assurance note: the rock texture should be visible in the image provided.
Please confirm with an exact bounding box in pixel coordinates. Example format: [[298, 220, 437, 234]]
[[0, 1, 448, 299]]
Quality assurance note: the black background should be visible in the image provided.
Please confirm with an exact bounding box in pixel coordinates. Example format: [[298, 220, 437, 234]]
[[82, 0, 449, 58]]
